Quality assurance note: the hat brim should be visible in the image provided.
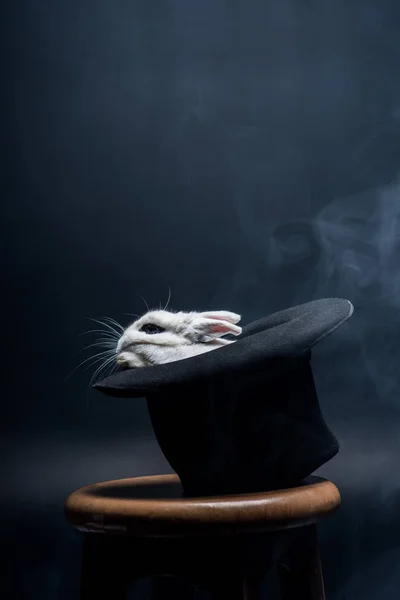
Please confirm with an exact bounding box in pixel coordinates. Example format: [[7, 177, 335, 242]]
[[93, 298, 353, 398]]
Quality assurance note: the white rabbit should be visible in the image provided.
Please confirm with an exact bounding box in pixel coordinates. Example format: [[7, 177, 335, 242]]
[[116, 310, 242, 368]]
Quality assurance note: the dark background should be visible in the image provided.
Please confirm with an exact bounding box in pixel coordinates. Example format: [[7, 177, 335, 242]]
[[3, 0, 400, 598]]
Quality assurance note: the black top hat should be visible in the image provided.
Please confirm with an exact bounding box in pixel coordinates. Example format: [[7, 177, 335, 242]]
[[94, 298, 353, 496]]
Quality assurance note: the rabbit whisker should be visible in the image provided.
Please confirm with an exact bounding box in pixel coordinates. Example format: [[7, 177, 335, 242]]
[[64, 349, 116, 382], [83, 354, 116, 372], [101, 316, 124, 332], [79, 329, 120, 341], [136, 292, 150, 313], [89, 355, 118, 386], [81, 340, 117, 352], [89, 318, 122, 338], [123, 312, 140, 320], [83, 349, 118, 372], [163, 285, 172, 311], [84, 355, 118, 413]]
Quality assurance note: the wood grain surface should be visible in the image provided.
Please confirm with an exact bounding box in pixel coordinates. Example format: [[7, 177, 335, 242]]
[[65, 473, 340, 537]]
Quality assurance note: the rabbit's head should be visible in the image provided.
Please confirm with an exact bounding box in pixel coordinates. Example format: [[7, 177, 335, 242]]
[[116, 310, 242, 368]]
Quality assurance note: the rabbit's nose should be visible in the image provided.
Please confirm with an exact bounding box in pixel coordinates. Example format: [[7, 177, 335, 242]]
[[116, 355, 129, 368]]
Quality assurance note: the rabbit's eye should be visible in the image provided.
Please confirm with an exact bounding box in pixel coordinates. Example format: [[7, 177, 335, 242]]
[[140, 323, 165, 335]]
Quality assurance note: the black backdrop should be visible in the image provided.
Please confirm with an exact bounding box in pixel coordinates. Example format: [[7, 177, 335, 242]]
[[3, 1, 400, 598]]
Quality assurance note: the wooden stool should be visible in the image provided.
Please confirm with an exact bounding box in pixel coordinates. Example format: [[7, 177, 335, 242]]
[[64, 473, 340, 599]]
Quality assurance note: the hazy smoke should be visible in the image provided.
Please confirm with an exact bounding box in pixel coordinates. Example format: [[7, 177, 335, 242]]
[[230, 178, 400, 301], [314, 179, 400, 304], [316, 181, 400, 406], [212, 179, 400, 411]]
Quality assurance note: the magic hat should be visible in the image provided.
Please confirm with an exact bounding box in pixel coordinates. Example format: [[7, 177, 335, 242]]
[[94, 298, 354, 495]]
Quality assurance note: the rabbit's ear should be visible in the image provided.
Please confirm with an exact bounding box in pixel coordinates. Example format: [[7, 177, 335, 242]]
[[194, 316, 242, 342], [199, 311, 241, 324]]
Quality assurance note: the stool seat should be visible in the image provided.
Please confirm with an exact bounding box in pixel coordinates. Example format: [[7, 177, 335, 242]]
[[65, 473, 340, 537]]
